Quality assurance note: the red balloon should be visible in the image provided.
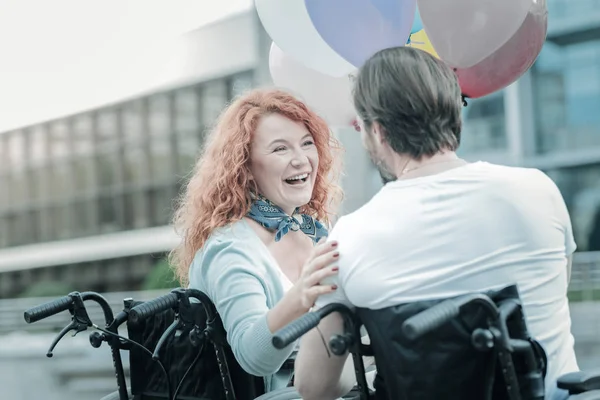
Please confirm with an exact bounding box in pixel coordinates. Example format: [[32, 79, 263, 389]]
[[455, 0, 548, 99]]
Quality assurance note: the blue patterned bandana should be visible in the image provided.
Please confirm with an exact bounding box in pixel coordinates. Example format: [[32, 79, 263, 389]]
[[246, 196, 328, 243]]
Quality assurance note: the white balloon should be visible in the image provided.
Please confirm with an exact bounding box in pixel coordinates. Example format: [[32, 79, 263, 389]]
[[269, 43, 356, 127], [418, 0, 532, 68], [255, 0, 355, 77]]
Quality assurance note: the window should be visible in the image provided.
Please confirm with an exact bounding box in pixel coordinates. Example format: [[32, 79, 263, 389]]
[[149, 94, 171, 137], [122, 100, 146, 144], [97, 109, 120, 150], [546, 164, 600, 251], [8, 131, 26, 171], [71, 199, 96, 236], [200, 80, 228, 127], [49, 120, 71, 160], [29, 125, 48, 167], [532, 40, 600, 153], [124, 145, 150, 184], [72, 114, 95, 157], [48, 163, 72, 200], [72, 158, 96, 194], [97, 152, 123, 189], [123, 190, 149, 229], [147, 186, 173, 226], [459, 93, 507, 153]]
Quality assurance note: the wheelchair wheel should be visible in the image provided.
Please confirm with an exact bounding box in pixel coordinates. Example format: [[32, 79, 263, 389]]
[[253, 387, 302, 399], [99, 390, 133, 400]]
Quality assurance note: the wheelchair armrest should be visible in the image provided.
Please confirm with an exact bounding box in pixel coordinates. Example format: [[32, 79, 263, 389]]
[[568, 390, 600, 400], [558, 370, 600, 394]]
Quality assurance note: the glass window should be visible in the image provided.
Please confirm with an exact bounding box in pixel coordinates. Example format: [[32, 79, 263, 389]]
[[98, 195, 119, 233], [71, 199, 96, 236], [147, 186, 173, 226], [200, 80, 228, 127], [459, 93, 507, 153], [174, 88, 199, 132], [97, 152, 123, 189], [97, 109, 120, 149], [49, 120, 71, 160], [72, 114, 95, 157], [48, 203, 72, 240], [149, 94, 171, 137], [532, 40, 600, 153], [0, 175, 8, 211], [27, 168, 45, 202], [8, 131, 27, 171], [545, 164, 600, 252], [149, 136, 175, 182], [124, 145, 150, 184], [29, 125, 48, 167], [48, 163, 72, 200], [123, 190, 149, 229], [123, 100, 146, 143], [8, 171, 28, 208], [72, 158, 96, 194], [176, 135, 199, 176]]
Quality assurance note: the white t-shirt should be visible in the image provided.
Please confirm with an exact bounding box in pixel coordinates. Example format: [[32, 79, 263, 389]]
[[317, 161, 578, 398]]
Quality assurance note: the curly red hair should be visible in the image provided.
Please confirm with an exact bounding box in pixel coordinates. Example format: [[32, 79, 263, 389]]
[[170, 88, 343, 285]]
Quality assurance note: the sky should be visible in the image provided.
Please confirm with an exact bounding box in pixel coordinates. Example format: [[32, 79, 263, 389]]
[[0, 0, 253, 132]]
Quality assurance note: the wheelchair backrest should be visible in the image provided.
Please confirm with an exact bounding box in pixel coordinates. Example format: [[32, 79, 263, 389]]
[[127, 300, 265, 400], [355, 285, 546, 400]]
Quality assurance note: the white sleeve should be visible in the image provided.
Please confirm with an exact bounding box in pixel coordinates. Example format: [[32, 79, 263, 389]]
[[543, 171, 577, 255], [314, 217, 355, 309]]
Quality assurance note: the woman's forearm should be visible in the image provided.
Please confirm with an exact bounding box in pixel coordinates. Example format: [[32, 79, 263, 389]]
[[266, 288, 309, 333]]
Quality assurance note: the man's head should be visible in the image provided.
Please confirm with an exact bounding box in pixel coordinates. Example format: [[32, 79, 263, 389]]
[[353, 47, 463, 179]]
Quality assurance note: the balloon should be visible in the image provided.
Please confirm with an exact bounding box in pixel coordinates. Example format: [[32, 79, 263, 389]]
[[456, 0, 547, 99], [255, 0, 355, 77], [418, 0, 531, 68], [407, 29, 439, 58], [305, 0, 416, 68], [411, 6, 423, 34], [269, 43, 356, 127]]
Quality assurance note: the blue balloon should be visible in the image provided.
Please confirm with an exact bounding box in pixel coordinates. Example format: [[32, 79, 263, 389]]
[[305, 0, 417, 68], [411, 7, 423, 34]]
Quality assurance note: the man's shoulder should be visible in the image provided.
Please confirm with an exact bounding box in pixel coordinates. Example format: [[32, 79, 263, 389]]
[[466, 162, 555, 192]]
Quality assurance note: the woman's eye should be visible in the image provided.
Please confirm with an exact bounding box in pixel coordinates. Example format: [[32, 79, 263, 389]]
[[303, 140, 315, 146], [274, 146, 286, 152]]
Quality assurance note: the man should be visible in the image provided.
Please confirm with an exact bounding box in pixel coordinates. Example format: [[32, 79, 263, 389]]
[[293, 46, 578, 400]]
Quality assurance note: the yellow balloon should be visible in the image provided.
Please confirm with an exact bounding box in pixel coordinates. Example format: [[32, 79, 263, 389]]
[[407, 30, 439, 59]]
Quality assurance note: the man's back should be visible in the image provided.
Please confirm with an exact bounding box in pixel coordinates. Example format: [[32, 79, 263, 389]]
[[327, 161, 578, 396]]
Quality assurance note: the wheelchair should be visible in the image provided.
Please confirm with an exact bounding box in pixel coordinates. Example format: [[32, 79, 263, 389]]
[[272, 285, 600, 400], [24, 288, 364, 400]]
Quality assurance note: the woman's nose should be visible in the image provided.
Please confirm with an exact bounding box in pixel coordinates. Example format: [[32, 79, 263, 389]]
[[290, 156, 308, 168]]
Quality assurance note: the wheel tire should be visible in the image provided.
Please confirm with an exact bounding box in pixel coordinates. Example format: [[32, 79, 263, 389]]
[[99, 390, 133, 400], [253, 387, 302, 400]]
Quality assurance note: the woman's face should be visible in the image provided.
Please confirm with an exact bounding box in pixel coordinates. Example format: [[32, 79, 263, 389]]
[[249, 113, 319, 215]]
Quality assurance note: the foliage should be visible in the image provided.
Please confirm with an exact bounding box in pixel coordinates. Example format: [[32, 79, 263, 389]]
[[141, 259, 181, 291]]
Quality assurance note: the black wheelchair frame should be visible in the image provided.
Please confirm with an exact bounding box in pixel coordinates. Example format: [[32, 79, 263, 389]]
[[24, 288, 265, 400], [23, 288, 365, 400], [272, 292, 600, 400]]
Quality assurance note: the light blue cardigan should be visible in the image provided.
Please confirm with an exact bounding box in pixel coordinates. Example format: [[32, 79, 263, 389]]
[[188, 219, 296, 392]]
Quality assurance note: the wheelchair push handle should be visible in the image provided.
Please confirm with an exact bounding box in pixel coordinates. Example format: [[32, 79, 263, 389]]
[[129, 292, 180, 325], [273, 312, 322, 349], [24, 294, 74, 323], [402, 299, 461, 341]]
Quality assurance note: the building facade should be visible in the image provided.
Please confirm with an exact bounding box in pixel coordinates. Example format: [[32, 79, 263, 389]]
[[0, 1, 599, 298]]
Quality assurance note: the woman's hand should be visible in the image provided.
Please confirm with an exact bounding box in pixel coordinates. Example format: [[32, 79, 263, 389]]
[[292, 240, 340, 310]]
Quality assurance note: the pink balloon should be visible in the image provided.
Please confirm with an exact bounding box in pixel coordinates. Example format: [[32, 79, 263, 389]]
[[269, 42, 356, 126], [456, 0, 547, 99]]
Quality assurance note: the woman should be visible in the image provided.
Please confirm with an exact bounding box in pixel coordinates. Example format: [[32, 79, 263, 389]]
[[170, 88, 343, 392]]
